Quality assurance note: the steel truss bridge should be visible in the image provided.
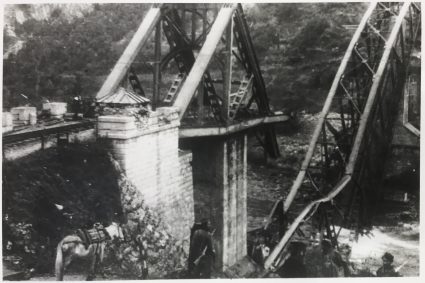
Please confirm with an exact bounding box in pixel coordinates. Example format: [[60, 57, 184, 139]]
[[96, 3, 282, 158], [6, 2, 418, 275], [95, 1, 421, 273]]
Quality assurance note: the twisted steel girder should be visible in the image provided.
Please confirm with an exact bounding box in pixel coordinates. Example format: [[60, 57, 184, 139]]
[[264, 2, 421, 272]]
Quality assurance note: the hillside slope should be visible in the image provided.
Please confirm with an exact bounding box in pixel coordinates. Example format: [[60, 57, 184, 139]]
[[3, 3, 367, 113]]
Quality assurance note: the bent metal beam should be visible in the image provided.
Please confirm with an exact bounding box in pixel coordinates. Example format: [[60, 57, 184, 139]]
[[264, 1, 414, 272], [282, 2, 377, 213]]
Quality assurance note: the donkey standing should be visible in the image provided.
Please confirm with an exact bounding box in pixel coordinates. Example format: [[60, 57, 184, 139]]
[[55, 222, 124, 281]]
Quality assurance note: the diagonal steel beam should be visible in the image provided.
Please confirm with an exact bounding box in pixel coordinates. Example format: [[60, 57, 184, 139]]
[[173, 4, 237, 119], [96, 5, 162, 100], [264, 1, 415, 272], [282, 2, 378, 213], [346, 2, 411, 174]]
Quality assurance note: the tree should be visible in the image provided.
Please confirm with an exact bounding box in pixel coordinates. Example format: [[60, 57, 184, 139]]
[[3, 3, 151, 109]]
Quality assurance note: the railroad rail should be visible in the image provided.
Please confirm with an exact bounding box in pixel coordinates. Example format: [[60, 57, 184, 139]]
[[2, 120, 95, 145]]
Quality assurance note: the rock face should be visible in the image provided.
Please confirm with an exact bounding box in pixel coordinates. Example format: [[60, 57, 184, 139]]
[[104, 156, 189, 279]]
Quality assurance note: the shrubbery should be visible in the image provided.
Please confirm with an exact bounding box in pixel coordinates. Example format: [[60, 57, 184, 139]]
[[3, 143, 188, 278]]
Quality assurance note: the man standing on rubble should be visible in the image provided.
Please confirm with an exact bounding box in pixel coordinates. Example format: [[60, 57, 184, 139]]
[[188, 219, 215, 278]]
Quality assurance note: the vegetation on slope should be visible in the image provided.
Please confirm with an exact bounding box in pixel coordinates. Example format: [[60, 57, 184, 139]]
[[245, 3, 367, 112], [3, 3, 151, 108], [3, 3, 367, 113], [2, 143, 123, 273], [2, 143, 186, 278]]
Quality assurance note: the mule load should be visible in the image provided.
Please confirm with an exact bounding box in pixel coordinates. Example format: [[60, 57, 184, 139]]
[[76, 223, 110, 249], [55, 222, 124, 281]]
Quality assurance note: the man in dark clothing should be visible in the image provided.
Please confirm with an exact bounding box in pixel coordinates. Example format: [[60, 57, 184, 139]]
[[188, 220, 215, 278], [320, 239, 341, 277], [251, 231, 271, 265], [277, 241, 308, 278], [72, 96, 83, 119], [376, 252, 400, 277]]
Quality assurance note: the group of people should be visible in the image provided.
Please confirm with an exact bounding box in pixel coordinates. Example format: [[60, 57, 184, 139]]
[[250, 234, 401, 278], [276, 239, 401, 278], [187, 221, 401, 278]]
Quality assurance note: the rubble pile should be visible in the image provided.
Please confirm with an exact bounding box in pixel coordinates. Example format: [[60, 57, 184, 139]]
[[100, 105, 150, 117]]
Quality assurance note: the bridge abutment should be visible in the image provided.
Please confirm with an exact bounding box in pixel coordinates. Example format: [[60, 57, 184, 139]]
[[97, 107, 195, 242]]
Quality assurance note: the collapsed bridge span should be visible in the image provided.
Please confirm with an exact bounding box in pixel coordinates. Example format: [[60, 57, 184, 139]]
[[263, 1, 421, 273]]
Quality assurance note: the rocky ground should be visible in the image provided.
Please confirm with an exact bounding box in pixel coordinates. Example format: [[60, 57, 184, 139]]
[[247, 114, 316, 231]]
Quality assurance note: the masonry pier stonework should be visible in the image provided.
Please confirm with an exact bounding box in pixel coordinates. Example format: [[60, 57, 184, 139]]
[[97, 107, 248, 270], [97, 107, 194, 242], [188, 134, 248, 269]]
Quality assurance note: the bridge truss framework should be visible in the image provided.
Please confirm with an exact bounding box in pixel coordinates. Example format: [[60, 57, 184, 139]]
[[263, 1, 421, 272]]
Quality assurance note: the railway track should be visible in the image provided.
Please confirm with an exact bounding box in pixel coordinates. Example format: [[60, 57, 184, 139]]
[[2, 119, 95, 145]]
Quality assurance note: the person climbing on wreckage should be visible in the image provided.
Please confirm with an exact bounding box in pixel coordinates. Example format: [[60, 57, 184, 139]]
[[188, 219, 216, 278]]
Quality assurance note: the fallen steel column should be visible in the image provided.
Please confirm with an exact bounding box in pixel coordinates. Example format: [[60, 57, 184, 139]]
[[264, 1, 418, 272], [264, 176, 351, 270], [282, 2, 378, 213], [346, 2, 411, 174]]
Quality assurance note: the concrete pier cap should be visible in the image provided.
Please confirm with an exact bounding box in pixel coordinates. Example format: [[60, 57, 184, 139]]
[[97, 106, 180, 139]]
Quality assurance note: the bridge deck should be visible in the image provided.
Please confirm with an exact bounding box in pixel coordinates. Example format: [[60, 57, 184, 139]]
[[2, 114, 290, 144], [179, 114, 290, 138]]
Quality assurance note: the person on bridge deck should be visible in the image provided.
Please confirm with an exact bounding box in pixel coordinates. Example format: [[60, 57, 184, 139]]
[[277, 241, 308, 278], [72, 95, 82, 119], [376, 252, 400, 277], [188, 219, 215, 278]]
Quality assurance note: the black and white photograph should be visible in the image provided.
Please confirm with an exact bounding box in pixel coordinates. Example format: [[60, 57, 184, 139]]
[[1, 1, 421, 280]]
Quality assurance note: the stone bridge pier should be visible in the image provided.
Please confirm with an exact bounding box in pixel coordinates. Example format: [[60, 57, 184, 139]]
[[97, 107, 195, 243], [97, 107, 248, 271], [182, 134, 248, 270]]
